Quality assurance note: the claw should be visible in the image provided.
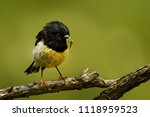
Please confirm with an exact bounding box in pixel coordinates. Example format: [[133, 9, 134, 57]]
[[58, 75, 67, 80], [38, 79, 45, 86]]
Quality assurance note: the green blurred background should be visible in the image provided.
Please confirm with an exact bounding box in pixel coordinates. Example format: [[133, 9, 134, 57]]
[[0, 0, 150, 99]]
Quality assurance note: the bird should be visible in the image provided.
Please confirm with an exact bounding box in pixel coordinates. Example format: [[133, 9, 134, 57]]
[[25, 21, 73, 85]]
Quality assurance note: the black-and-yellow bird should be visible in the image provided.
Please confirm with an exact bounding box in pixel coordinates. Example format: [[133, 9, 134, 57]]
[[25, 21, 73, 84]]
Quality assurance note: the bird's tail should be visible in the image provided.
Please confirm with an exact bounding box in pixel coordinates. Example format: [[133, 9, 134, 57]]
[[25, 61, 40, 75]]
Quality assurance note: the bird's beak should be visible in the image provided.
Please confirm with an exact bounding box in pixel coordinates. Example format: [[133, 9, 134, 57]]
[[65, 35, 73, 48]]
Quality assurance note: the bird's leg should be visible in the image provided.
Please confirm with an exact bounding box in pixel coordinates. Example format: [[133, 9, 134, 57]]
[[55, 66, 66, 80], [55, 66, 62, 76], [38, 67, 45, 86]]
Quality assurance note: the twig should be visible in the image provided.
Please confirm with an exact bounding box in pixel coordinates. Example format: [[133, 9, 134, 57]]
[[0, 68, 114, 100], [93, 64, 150, 100]]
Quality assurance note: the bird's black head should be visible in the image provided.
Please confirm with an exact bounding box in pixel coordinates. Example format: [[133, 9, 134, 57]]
[[45, 21, 70, 40], [36, 21, 71, 52]]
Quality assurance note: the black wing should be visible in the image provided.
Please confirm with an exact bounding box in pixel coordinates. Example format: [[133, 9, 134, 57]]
[[35, 30, 46, 46]]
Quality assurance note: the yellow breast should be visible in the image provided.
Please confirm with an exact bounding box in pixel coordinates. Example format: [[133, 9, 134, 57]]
[[33, 41, 69, 68], [44, 48, 69, 68]]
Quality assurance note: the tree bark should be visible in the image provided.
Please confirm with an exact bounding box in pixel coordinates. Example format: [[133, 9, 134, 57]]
[[93, 64, 150, 100], [0, 69, 114, 100], [0, 65, 150, 100]]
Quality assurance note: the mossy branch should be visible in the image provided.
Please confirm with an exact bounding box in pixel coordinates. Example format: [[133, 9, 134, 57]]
[[0, 65, 150, 100]]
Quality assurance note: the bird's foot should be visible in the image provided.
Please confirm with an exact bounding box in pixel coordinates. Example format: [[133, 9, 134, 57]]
[[38, 79, 46, 86], [58, 75, 67, 81]]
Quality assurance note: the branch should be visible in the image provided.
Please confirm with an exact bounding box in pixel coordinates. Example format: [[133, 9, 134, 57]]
[[93, 64, 150, 100], [0, 65, 150, 100], [0, 69, 114, 100]]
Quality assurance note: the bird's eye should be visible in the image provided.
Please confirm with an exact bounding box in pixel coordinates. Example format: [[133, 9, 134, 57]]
[[56, 33, 60, 37]]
